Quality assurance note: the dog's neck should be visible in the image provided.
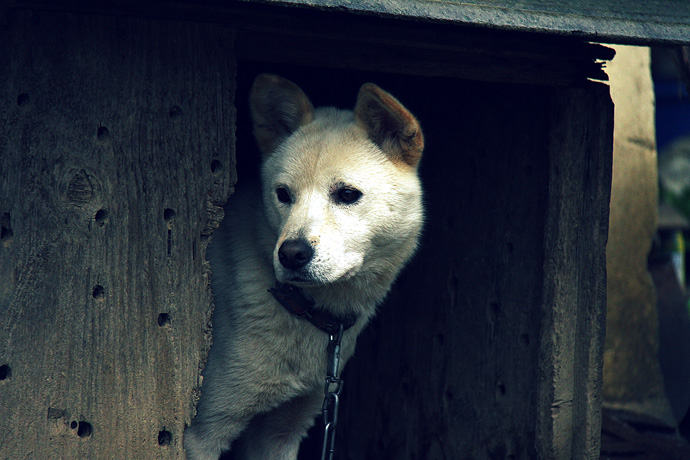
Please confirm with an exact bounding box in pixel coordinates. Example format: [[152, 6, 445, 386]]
[[291, 269, 397, 318], [269, 283, 359, 335]]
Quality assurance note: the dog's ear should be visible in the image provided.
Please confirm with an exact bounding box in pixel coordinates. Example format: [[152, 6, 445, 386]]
[[249, 74, 314, 156], [355, 84, 424, 168]]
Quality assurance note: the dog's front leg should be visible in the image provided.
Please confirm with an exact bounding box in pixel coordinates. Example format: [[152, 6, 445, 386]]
[[183, 374, 274, 460], [184, 415, 248, 460], [233, 389, 323, 460], [185, 364, 315, 460]]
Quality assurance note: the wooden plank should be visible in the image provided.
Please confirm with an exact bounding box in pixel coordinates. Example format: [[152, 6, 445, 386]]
[[217, 4, 611, 85], [0, 10, 235, 459], [6, 1, 615, 86], [535, 82, 613, 459], [7, 0, 690, 45], [255, 0, 690, 45], [234, 19, 612, 86]]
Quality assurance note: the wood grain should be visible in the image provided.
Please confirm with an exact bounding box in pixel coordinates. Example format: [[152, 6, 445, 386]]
[[0, 11, 235, 459]]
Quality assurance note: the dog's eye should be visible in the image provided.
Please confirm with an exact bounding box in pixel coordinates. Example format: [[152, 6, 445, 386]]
[[336, 187, 362, 205], [276, 187, 292, 204]]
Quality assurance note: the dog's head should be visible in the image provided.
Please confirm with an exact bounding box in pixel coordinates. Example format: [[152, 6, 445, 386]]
[[249, 74, 424, 288]]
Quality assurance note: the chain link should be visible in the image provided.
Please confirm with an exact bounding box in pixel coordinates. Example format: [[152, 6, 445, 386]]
[[321, 323, 345, 460]]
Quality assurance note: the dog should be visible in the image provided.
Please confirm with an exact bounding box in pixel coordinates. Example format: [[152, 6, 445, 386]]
[[184, 74, 425, 460]]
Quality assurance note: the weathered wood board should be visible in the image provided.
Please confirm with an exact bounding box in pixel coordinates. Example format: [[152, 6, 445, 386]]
[[256, 0, 690, 45], [0, 10, 235, 459]]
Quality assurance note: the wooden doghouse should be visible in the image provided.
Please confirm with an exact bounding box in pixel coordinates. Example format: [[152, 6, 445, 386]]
[[1, 1, 687, 459]]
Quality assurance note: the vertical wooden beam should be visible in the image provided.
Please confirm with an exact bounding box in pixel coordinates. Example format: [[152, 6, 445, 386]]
[[536, 82, 613, 459], [0, 10, 235, 458]]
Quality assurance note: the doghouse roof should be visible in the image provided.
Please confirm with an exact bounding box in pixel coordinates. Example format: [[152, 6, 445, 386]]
[[255, 0, 690, 45], [16, 1, 689, 44]]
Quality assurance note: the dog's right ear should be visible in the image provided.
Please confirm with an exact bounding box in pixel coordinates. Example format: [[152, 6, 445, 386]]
[[249, 74, 315, 156]]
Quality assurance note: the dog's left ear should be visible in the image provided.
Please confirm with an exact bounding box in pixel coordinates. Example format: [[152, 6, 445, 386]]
[[355, 84, 424, 168], [250, 74, 315, 156]]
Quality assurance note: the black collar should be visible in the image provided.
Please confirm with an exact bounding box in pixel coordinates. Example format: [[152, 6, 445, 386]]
[[269, 284, 358, 336]]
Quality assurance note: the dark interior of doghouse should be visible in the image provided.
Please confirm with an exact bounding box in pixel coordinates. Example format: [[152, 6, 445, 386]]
[[221, 57, 550, 459]]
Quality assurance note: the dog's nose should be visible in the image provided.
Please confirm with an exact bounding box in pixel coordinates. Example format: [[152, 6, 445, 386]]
[[278, 239, 314, 270]]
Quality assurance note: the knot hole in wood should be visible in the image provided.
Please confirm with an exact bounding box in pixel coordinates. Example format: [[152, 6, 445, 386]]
[[92, 285, 105, 301], [1, 213, 13, 247], [94, 208, 108, 227], [158, 429, 172, 446], [97, 126, 111, 144], [70, 420, 92, 438], [0, 364, 11, 381], [16, 93, 30, 109], [169, 105, 182, 119]]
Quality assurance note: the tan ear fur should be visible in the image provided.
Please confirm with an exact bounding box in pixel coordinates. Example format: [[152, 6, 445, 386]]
[[249, 74, 315, 156], [354, 83, 424, 168]]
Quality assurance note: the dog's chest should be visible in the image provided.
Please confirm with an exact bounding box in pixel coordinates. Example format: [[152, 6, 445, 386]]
[[230, 302, 356, 387]]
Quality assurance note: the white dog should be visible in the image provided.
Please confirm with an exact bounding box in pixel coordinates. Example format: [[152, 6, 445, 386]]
[[184, 74, 425, 460]]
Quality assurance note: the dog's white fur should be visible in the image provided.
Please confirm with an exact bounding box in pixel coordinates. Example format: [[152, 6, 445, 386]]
[[184, 74, 424, 460]]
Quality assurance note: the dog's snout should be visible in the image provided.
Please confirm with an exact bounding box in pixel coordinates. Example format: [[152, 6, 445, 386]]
[[278, 239, 314, 270]]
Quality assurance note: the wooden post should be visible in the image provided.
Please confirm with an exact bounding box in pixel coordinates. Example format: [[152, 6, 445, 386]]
[[0, 10, 235, 458], [536, 84, 613, 459]]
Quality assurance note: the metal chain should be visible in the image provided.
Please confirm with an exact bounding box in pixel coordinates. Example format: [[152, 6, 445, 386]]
[[321, 323, 345, 460]]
